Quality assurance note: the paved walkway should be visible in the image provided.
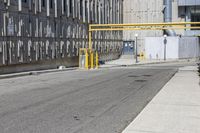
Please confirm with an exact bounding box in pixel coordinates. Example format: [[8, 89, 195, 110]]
[[101, 55, 186, 68], [122, 65, 200, 133]]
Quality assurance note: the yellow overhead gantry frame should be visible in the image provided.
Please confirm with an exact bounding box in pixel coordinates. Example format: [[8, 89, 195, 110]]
[[79, 22, 200, 69], [89, 22, 200, 49]]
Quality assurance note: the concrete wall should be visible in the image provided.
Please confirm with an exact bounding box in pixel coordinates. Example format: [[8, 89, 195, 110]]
[[123, 0, 164, 52]]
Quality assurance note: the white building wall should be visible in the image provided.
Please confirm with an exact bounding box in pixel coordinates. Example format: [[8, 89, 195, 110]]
[[145, 37, 179, 60], [145, 37, 200, 60], [179, 37, 200, 58]]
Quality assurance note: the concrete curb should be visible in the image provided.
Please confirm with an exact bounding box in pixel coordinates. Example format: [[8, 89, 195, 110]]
[[1, 59, 198, 79], [130, 58, 199, 66], [0, 72, 32, 79], [0, 67, 77, 79]]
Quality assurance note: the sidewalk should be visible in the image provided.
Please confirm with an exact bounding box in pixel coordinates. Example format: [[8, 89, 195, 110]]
[[100, 55, 194, 68], [122, 65, 200, 133]]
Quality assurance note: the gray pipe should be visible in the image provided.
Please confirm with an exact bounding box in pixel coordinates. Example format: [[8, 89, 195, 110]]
[[164, 0, 176, 36]]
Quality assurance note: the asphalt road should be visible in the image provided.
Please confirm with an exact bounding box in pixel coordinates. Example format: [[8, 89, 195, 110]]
[[0, 62, 195, 133]]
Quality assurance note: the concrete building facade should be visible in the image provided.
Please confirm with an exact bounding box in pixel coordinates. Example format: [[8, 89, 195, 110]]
[[123, 0, 200, 53], [0, 0, 123, 74], [177, 0, 200, 36], [123, 0, 164, 52]]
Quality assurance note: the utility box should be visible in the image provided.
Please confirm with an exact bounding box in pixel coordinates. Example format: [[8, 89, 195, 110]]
[[79, 48, 99, 69]]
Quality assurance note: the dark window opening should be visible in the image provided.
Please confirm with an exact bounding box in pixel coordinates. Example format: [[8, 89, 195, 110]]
[[64, 0, 66, 12], [80, 0, 83, 17], [191, 13, 200, 30], [42, 0, 45, 7], [69, 0, 73, 15], [85, 1, 88, 20], [191, 6, 200, 30], [50, 0, 53, 8]]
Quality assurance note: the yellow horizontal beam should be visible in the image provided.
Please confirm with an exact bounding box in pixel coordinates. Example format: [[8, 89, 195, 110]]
[[90, 22, 200, 28], [90, 27, 200, 31]]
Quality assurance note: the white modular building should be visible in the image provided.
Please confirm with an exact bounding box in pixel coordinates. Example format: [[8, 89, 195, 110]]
[[145, 36, 200, 60]]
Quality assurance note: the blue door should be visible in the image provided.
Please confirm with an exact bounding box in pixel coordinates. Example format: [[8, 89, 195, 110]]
[[123, 41, 135, 55]]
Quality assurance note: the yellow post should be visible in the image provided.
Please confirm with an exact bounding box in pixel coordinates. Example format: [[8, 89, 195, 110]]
[[79, 49, 81, 68], [91, 50, 94, 69], [139, 52, 142, 61], [96, 51, 99, 69], [143, 52, 146, 60], [88, 26, 93, 70], [140, 52, 144, 61], [142, 52, 145, 60], [89, 26, 92, 50], [85, 49, 89, 70]]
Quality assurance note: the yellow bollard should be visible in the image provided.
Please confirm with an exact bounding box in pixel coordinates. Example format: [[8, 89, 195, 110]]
[[91, 50, 94, 69], [143, 52, 146, 60], [139, 52, 145, 61], [141, 52, 143, 61], [79, 49, 81, 68], [96, 51, 99, 69], [85, 49, 89, 70], [139, 52, 142, 61]]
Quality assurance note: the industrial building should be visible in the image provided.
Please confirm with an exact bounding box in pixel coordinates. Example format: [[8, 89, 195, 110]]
[[123, 0, 200, 59], [0, 0, 123, 74], [0, 0, 200, 74]]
